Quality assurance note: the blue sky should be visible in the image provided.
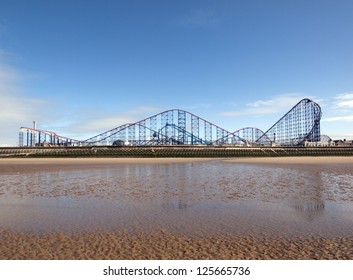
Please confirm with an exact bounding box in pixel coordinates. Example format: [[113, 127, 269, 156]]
[[1, 0, 353, 145]]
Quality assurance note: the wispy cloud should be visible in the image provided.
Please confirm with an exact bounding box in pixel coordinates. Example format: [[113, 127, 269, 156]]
[[322, 115, 353, 122], [334, 92, 353, 108], [221, 94, 311, 117], [0, 58, 22, 87], [317, 92, 353, 139], [59, 105, 161, 140], [0, 91, 46, 123], [173, 9, 220, 28], [321, 92, 353, 123], [0, 46, 163, 145], [0, 52, 50, 145]]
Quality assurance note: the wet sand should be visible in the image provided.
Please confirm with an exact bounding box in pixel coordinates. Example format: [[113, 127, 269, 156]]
[[1, 157, 353, 260], [0, 157, 213, 173]]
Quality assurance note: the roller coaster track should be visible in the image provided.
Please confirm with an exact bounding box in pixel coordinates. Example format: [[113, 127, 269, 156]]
[[255, 98, 321, 146], [19, 98, 322, 147]]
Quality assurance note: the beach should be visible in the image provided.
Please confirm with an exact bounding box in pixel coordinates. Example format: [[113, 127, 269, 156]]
[[1, 229, 352, 260], [1, 157, 353, 260]]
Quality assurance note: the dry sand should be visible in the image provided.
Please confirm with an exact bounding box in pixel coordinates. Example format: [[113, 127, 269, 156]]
[[225, 156, 353, 165], [2, 156, 353, 173], [1, 157, 353, 260]]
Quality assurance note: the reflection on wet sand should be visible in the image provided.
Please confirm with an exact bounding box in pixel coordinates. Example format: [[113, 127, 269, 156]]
[[288, 170, 325, 222], [1, 159, 353, 237], [0, 157, 353, 259]]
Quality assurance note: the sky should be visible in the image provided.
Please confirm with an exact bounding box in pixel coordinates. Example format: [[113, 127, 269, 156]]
[[1, 0, 353, 146]]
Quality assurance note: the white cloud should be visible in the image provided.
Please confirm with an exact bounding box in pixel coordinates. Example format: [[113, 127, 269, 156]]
[[221, 94, 312, 117], [334, 92, 353, 108], [320, 92, 353, 124], [337, 100, 353, 108], [72, 115, 135, 137], [0, 53, 51, 145], [316, 92, 353, 139], [0, 91, 48, 146], [0, 60, 22, 89], [58, 105, 161, 140], [322, 115, 353, 122], [0, 48, 164, 145], [0, 92, 46, 122], [335, 92, 353, 100]]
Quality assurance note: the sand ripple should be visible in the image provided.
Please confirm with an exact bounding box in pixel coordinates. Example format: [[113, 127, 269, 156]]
[[0, 229, 352, 260]]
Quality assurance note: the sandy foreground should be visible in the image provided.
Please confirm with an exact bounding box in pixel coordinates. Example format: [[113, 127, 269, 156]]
[[1, 157, 353, 260], [0, 229, 352, 260]]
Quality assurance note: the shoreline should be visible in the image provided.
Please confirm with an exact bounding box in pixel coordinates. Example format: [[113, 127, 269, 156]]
[[1, 156, 353, 172], [0, 157, 215, 173], [224, 156, 353, 165]]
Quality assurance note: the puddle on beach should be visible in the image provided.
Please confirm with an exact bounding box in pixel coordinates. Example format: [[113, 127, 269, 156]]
[[0, 161, 353, 238]]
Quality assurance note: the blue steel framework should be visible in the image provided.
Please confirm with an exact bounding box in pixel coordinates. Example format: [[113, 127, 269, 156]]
[[255, 98, 321, 145], [19, 98, 322, 147]]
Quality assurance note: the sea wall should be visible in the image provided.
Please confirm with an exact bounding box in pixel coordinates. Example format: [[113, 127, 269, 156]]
[[2, 146, 353, 158]]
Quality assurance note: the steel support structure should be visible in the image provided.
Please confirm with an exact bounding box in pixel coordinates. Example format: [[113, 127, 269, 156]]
[[191, 115, 199, 144], [18, 99, 322, 147], [256, 98, 321, 146], [178, 110, 186, 144]]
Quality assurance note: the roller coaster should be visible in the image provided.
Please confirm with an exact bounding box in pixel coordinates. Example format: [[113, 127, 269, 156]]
[[19, 98, 322, 147]]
